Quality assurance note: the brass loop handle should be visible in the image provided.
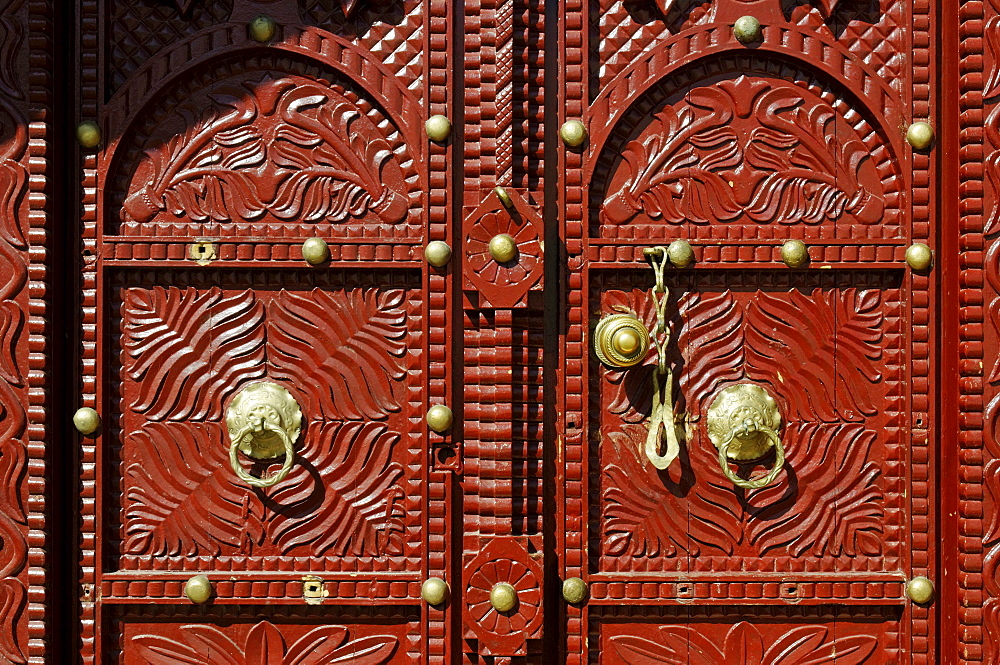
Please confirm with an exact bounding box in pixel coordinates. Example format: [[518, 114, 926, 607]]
[[229, 420, 296, 488], [716, 421, 785, 489], [225, 382, 302, 489]]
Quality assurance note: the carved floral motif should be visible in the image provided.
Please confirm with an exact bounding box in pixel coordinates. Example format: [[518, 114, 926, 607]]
[[601, 77, 884, 228], [601, 287, 889, 560], [133, 621, 398, 664], [612, 622, 879, 664], [122, 77, 408, 226]]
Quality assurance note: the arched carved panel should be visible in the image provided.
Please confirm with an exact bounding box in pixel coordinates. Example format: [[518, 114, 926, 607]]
[[108, 56, 420, 240], [590, 58, 902, 243]]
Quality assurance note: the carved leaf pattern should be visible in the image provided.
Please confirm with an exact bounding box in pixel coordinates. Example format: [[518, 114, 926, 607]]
[[122, 287, 266, 421], [602, 287, 886, 558], [267, 421, 405, 556], [122, 78, 408, 225], [601, 77, 884, 227], [268, 288, 408, 421], [133, 621, 398, 665], [611, 622, 879, 665], [124, 423, 265, 556], [744, 289, 882, 423]]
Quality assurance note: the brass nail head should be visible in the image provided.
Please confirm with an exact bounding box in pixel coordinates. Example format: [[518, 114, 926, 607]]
[[489, 582, 518, 612], [425, 115, 452, 142], [424, 240, 452, 267], [77, 121, 101, 149], [494, 186, 514, 209], [667, 239, 694, 268], [733, 16, 762, 44], [906, 576, 934, 604], [905, 242, 932, 271], [249, 15, 277, 42], [301, 237, 330, 266], [73, 407, 101, 436], [488, 233, 518, 263], [559, 120, 587, 147], [562, 577, 588, 604], [906, 121, 934, 150], [184, 575, 213, 605], [780, 239, 809, 268], [421, 577, 450, 605], [426, 404, 454, 433]]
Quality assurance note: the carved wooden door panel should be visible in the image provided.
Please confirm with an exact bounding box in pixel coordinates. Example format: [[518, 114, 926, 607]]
[[77, 1, 456, 662], [558, 0, 939, 663]]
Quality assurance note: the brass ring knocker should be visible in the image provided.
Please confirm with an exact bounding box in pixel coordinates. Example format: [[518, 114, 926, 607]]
[[225, 382, 302, 488], [707, 384, 785, 489]]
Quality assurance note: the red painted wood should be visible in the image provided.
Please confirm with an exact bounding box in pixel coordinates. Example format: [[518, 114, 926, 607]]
[[2, 0, 962, 661]]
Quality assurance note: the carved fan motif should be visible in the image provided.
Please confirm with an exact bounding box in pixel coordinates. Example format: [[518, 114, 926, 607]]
[[122, 76, 407, 226], [602, 77, 884, 228], [133, 621, 398, 665], [612, 622, 879, 665]]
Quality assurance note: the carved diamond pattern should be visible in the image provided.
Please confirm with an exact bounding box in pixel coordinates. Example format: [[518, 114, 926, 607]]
[[109, 0, 234, 94], [300, 0, 424, 91]]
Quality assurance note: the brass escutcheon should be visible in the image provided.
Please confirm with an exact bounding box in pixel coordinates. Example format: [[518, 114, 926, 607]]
[[707, 384, 785, 489], [594, 314, 650, 368], [226, 382, 302, 488]]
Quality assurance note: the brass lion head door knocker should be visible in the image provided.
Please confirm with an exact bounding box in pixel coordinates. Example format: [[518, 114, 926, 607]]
[[225, 382, 302, 488]]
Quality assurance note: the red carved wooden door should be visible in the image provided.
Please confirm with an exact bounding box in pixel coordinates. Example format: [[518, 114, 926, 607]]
[[559, 0, 939, 663], [74, 0, 940, 663]]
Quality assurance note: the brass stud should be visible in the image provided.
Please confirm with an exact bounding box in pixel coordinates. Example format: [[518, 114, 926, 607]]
[[249, 15, 277, 42], [906, 121, 934, 150], [425, 115, 452, 142], [905, 242, 932, 271], [780, 239, 809, 268], [594, 314, 650, 368], [421, 577, 450, 605], [494, 186, 514, 209], [426, 404, 453, 433], [562, 577, 588, 604], [73, 407, 101, 436], [184, 575, 213, 605], [733, 16, 762, 44], [488, 233, 518, 263], [666, 239, 694, 268], [906, 576, 934, 604], [301, 237, 330, 265], [559, 120, 587, 147], [76, 121, 101, 149], [424, 240, 452, 267], [489, 582, 518, 612]]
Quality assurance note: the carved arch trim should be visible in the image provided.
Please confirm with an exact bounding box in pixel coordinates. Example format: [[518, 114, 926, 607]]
[[101, 24, 424, 166], [585, 23, 905, 180]]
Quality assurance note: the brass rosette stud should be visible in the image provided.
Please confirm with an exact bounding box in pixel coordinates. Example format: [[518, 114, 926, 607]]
[[906, 576, 934, 604], [489, 582, 518, 613], [424, 240, 452, 267], [562, 577, 588, 604], [184, 575, 213, 604], [425, 115, 452, 142], [559, 120, 587, 147], [426, 404, 454, 433], [301, 237, 330, 265], [73, 407, 101, 435], [77, 121, 101, 149], [488, 233, 518, 263], [594, 314, 650, 369], [733, 16, 762, 44], [249, 15, 277, 42], [906, 121, 934, 150], [905, 243, 932, 271]]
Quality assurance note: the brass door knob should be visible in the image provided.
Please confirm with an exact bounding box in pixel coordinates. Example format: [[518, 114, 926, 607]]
[[707, 384, 785, 489], [594, 314, 649, 368]]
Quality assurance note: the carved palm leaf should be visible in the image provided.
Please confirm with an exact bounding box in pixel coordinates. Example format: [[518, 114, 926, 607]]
[[267, 421, 405, 556], [133, 621, 398, 665], [122, 287, 266, 421], [744, 288, 882, 423], [0, 579, 25, 664], [124, 423, 264, 556], [613, 623, 878, 665], [745, 423, 885, 557], [267, 288, 408, 421]]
